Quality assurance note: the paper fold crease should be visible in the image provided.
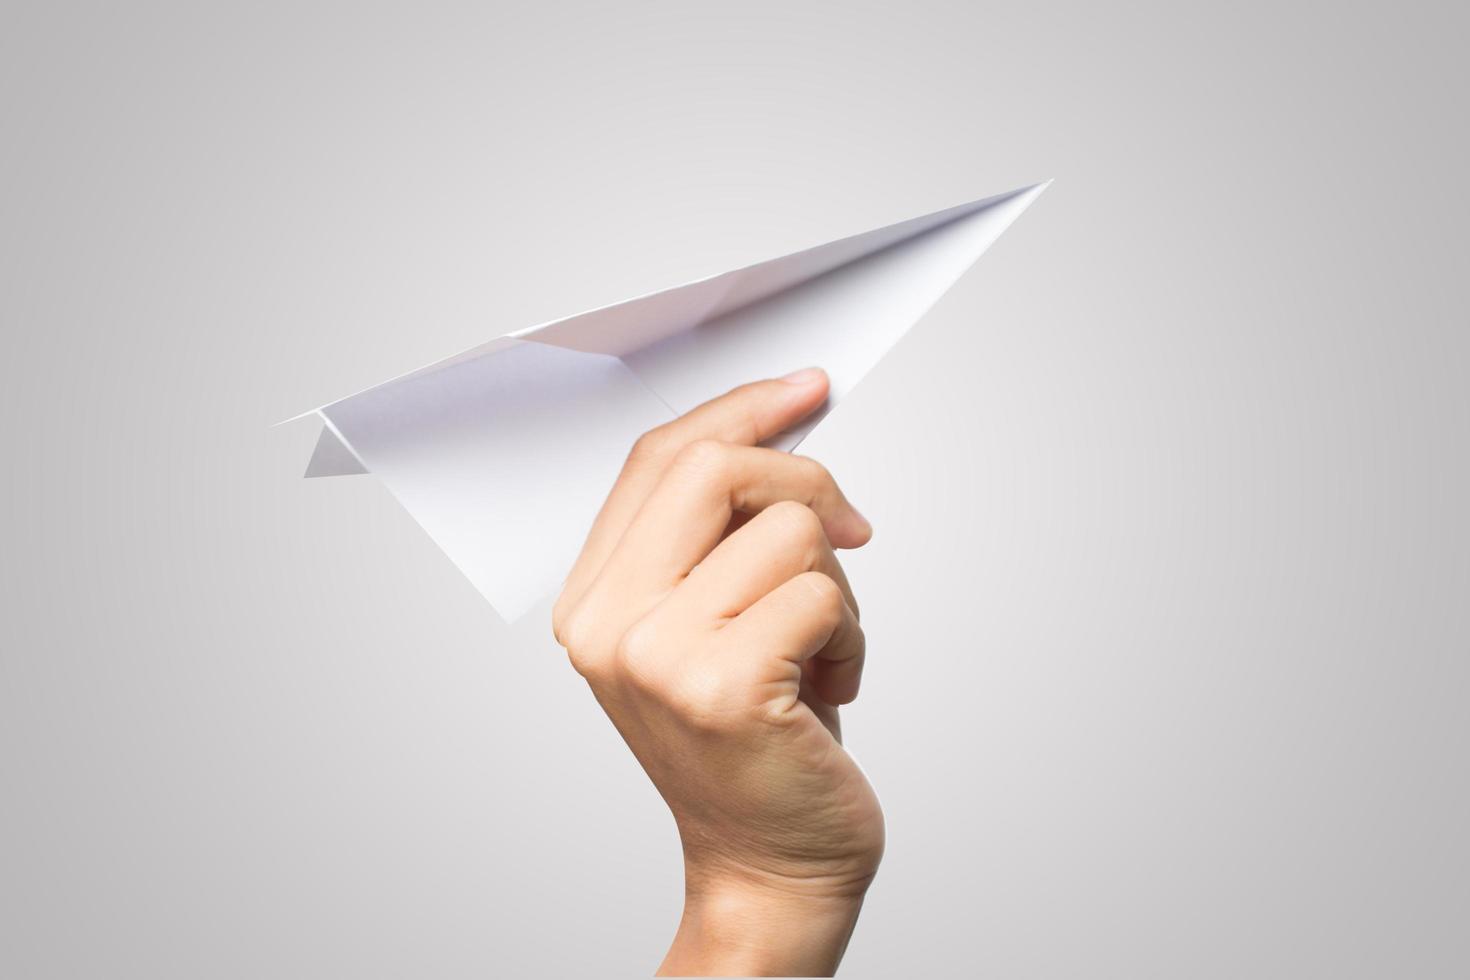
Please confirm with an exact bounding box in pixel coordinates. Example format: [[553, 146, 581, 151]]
[[292, 181, 1051, 619]]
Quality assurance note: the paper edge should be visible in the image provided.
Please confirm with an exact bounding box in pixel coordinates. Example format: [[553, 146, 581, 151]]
[[275, 181, 1053, 425]]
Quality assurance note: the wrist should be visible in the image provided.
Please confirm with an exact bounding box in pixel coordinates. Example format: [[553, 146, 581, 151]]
[[659, 875, 869, 977]]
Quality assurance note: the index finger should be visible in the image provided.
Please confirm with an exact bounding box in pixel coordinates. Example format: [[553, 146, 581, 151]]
[[557, 368, 830, 612]]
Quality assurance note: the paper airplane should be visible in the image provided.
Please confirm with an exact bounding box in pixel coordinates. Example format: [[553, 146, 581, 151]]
[[291, 181, 1050, 620]]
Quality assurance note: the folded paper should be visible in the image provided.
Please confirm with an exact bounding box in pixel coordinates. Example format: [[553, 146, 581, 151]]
[[291, 181, 1050, 619]]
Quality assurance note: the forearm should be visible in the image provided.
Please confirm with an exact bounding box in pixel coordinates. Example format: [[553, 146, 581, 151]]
[[658, 879, 866, 977]]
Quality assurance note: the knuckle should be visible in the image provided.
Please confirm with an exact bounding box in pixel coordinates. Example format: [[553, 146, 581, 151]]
[[566, 645, 603, 681], [565, 639, 606, 681], [629, 426, 677, 464], [550, 601, 582, 650], [671, 438, 730, 481], [555, 608, 608, 680], [550, 594, 576, 646], [796, 571, 846, 619], [767, 499, 825, 550], [668, 665, 737, 731], [794, 453, 834, 486], [611, 619, 664, 682]]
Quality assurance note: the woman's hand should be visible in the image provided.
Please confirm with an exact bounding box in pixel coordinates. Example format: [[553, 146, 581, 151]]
[[551, 368, 883, 977]]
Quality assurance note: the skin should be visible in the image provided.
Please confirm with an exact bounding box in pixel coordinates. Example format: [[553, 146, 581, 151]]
[[551, 368, 884, 977]]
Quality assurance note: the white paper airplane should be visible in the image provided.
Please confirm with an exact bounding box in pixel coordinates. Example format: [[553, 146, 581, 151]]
[[290, 181, 1050, 620]]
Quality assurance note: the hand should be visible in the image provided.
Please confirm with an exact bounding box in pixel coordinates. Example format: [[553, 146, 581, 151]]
[[552, 368, 884, 977]]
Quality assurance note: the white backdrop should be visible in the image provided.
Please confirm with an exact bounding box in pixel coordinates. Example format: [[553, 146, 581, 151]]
[[2, 2, 1466, 976]]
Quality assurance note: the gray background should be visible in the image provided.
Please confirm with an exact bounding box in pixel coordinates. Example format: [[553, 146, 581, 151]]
[[2, 2, 1466, 976]]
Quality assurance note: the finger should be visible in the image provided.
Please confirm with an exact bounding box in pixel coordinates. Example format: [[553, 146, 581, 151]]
[[594, 442, 871, 606], [558, 369, 830, 614], [721, 571, 866, 707], [659, 501, 860, 627]]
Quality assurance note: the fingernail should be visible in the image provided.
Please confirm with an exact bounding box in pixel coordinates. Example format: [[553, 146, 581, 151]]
[[780, 367, 825, 385]]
